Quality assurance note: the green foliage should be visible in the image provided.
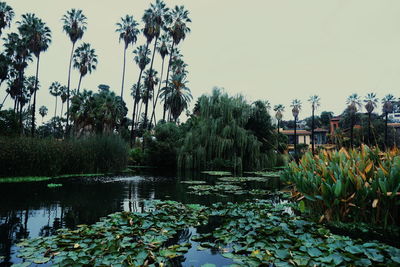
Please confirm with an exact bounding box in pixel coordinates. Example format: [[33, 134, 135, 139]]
[[178, 89, 277, 172], [16, 200, 400, 266], [0, 109, 20, 136], [47, 183, 62, 188], [0, 135, 128, 177], [128, 147, 144, 165], [282, 146, 400, 228], [144, 122, 183, 169]]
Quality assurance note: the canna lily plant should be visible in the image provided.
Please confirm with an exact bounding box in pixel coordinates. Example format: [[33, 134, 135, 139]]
[[282, 145, 400, 228]]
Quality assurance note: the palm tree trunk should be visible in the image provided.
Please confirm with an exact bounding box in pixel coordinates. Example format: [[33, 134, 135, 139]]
[[144, 38, 158, 131], [0, 92, 9, 110], [66, 42, 75, 137], [350, 115, 354, 149], [150, 57, 165, 127], [130, 68, 144, 148], [294, 116, 297, 162], [137, 101, 143, 123], [19, 101, 23, 135], [77, 74, 83, 93], [163, 42, 175, 121], [385, 112, 388, 149], [54, 96, 58, 118], [311, 107, 315, 154], [31, 54, 40, 137], [61, 102, 64, 118], [120, 46, 127, 99], [368, 112, 371, 146], [277, 120, 280, 134]]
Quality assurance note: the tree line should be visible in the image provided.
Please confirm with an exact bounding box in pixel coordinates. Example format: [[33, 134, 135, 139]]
[[0, 1, 192, 144]]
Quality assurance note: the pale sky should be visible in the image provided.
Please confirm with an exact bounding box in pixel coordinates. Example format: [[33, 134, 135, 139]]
[[2, 0, 400, 123]]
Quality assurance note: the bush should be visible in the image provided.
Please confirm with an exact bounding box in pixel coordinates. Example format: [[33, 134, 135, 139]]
[[0, 135, 128, 177], [282, 145, 400, 228]]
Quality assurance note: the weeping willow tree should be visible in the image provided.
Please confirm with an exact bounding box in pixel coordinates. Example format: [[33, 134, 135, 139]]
[[178, 88, 275, 172]]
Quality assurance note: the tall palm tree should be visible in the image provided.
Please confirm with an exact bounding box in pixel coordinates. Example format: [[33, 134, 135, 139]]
[[382, 94, 395, 149], [308, 95, 320, 154], [49, 81, 62, 118], [142, 0, 170, 129], [0, 2, 14, 36], [39, 105, 47, 122], [364, 93, 378, 146], [73, 42, 98, 93], [142, 69, 158, 129], [18, 13, 52, 136], [130, 44, 150, 147], [62, 9, 87, 135], [0, 53, 12, 109], [116, 15, 139, 100], [273, 104, 285, 134], [163, 5, 191, 120], [3, 32, 32, 113], [151, 33, 171, 125], [163, 72, 192, 122], [346, 93, 362, 148], [291, 99, 301, 160]]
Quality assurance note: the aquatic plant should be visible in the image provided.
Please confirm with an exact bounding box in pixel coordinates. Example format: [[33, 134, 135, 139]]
[[16, 200, 400, 266], [47, 183, 62, 188], [282, 145, 400, 228]]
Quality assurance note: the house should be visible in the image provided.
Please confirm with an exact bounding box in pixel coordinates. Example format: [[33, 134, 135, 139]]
[[314, 128, 329, 145], [330, 116, 340, 136], [281, 129, 311, 150]]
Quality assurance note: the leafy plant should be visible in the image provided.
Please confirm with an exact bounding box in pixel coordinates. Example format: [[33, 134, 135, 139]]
[[282, 145, 400, 228]]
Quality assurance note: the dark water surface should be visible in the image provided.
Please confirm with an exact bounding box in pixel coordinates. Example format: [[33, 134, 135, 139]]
[[0, 173, 281, 266]]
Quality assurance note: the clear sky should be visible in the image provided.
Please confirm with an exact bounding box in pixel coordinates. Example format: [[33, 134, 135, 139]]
[[2, 0, 400, 122]]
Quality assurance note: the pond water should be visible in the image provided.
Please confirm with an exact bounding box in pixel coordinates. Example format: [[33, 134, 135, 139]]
[[0, 173, 281, 266]]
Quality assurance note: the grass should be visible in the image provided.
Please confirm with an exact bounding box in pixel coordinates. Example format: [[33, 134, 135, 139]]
[[0, 173, 106, 183], [47, 183, 63, 188]]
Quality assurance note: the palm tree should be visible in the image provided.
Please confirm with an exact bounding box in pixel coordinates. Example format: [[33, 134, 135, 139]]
[[73, 42, 98, 93], [346, 93, 362, 148], [164, 72, 192, 122], [364, 93, 378, 146], [142, 69, 158, 129], [0, 2, 14, 36], [150, 33, 171, 125], [17, 13, 52, 136], [39, 105, 47, 122], [60, 86, 67, 118], [49, 82, 62, 118], [273, 104, 285, 134], [163, 5, 191, 120], [62, 9, 87, 135], [291, 99, 301, 160], [0, 53, 12, 109], [382, 94, 395, 149], [130, 44, 150, 147], [116, 15, 139, 100], [142, 0, 170, 129], [308, 95, 320, 154]]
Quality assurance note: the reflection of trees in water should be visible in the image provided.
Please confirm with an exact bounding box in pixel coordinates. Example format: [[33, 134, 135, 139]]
[[0, 209, 29, 265]]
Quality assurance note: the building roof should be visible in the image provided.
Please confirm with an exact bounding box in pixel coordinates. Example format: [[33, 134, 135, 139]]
[[314, 128, 328, 132], [281, 130, 311, 135], [330, 116, 340, 122]]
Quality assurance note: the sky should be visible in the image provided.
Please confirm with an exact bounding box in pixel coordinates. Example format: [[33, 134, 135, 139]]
[[2, 0, 400, 123]]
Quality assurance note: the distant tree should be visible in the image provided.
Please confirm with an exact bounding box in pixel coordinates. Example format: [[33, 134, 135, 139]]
[[308, 95, 320, 153], [346, 93, 362, 148], [62, 9, 87, 135], [273, 104, 285, 134], [382, 94, 395, 149], [38, 105, 47, 122], [320, 111, 333, 128], [73, 42, 98, 93], [49, 81, 62, 118], [17, 13, 52, 136], [116, 15, 139, 100], [0, 2, 14, 36], [364, 93, 378, 146], [291, 99, 302, 159]]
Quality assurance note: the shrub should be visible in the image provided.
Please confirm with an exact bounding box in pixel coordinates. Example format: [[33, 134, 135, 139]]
[[282, 145, 400, 228], [0, 135, 128, 177]]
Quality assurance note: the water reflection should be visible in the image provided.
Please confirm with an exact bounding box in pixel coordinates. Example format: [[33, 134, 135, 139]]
[[0, 174, 281, 266]]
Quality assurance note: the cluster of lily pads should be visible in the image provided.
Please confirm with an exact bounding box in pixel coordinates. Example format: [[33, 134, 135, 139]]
[[187, 184, 270, 197], [15, 199, 400, 266]]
